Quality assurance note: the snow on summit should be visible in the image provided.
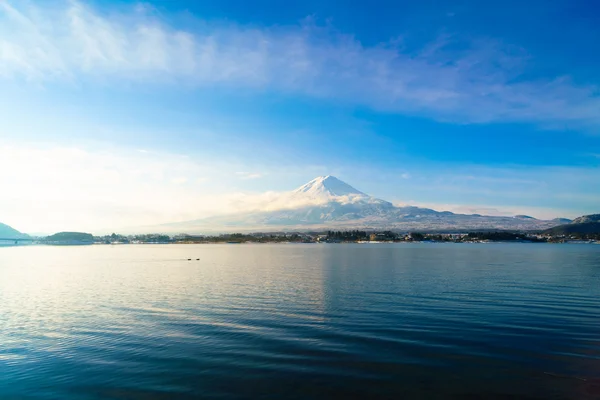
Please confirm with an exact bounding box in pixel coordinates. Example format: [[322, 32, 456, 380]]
[[293, 176, 366, 197], [289, 175, 390, 206]]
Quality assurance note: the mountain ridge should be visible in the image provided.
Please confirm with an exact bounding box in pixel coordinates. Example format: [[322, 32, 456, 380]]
[[571, 214, 600, 224]]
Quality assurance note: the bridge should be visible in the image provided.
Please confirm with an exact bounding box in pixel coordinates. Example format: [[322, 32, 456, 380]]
[[0, 238, 34, 245]]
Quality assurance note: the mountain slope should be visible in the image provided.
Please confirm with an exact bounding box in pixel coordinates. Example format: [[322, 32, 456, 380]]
[[161, 176, 573, 233], [571, 214, 600, 224], [0, 222, 28, 239], [544, 222, 600, 235], [543, 214, 600, 235]]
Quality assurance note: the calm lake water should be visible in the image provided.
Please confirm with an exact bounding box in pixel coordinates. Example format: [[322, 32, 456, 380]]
[[1, 243, 599, 399]]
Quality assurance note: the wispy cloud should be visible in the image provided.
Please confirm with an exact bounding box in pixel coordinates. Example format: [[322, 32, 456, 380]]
[[1, 1, 599, 128], [236, 172, 263, 180]]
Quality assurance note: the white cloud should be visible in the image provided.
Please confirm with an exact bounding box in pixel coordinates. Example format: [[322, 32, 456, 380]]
[[236, 172, 263, 180], [0, 1, 599, 128], [224, 191, 324, 213], [225, 190, 385, 214], [401, 172, 411, 179]]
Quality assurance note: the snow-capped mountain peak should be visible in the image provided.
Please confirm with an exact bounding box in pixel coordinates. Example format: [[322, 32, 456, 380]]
[[293, 175, 366, 197]]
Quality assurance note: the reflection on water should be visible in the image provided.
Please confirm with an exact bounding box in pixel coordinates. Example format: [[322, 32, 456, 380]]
[[1, 243, 599, 399]]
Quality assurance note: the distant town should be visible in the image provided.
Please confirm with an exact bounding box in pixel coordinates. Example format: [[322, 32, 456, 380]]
[[6, 229, 598, 246]]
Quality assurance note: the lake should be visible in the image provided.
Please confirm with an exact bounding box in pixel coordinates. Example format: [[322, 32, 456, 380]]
[[1, 243, 599, 399]]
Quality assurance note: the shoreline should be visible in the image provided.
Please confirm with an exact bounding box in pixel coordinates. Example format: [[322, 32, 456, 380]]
[[3, 240, 599, 247]]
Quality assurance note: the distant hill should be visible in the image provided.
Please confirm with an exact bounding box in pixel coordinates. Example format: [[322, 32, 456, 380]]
[[543, 214, 600, 235], [45, 232, 94, 242], [571, 214, 600, 224], [0, 222, 29, 239], [544, 223, 600, 235]]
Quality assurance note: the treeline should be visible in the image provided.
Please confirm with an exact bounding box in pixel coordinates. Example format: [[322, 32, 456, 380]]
[[466, 232, 544, 242], [547, 232, 600, 241], [84, 229, 600, 244], [201, 233, 309, 243], [325, 231, 548, 242], [45, 232, 94, 242], [327, 230, 369, 240], [94, 233, 172, 243]]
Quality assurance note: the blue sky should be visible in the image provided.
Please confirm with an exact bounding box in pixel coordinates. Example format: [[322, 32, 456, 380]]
[[0, 0, 599, 233]]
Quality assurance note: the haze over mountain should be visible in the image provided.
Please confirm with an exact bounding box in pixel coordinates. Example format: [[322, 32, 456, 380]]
[[162, 176, 570, 233]]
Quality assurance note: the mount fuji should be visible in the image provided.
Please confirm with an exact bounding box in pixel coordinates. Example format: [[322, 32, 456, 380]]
[[293, 175, 371, 198], [162, 176, 569, 232]]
